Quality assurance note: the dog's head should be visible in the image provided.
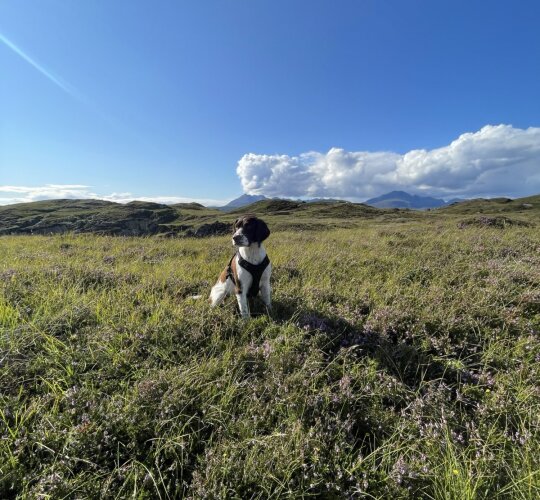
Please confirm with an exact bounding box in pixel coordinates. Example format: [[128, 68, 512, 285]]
[[232, 215, 270, 247]]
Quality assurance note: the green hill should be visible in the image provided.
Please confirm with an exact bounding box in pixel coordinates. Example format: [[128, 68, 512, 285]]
[[230, 199, 381, 217], [229, 199, 304, 214], [0, 199, 177, 236], [438, 194, 540, 215]]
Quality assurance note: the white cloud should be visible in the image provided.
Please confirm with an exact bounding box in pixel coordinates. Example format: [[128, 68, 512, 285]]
[[237, 125, 540, 200], [0, 184, 228, 207]]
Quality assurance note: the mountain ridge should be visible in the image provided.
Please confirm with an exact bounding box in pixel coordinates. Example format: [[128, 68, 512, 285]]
[[365, 190, 447, 209], [222, 191, 464, 211]]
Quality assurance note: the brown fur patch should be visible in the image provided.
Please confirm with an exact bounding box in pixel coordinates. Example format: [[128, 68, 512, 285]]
[[218, 267, 228, 283], [231, 258, 242, 294], [218, 257, 242, 293]]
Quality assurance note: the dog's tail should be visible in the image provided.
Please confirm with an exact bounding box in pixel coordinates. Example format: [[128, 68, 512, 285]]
[[188, 295, 203, 300]]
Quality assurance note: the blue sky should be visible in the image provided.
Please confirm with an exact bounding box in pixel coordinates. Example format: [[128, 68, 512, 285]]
[[1, 0, 539, 205]]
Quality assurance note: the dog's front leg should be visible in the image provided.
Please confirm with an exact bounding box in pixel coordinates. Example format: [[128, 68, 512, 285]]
[[236, 291, 250, 318], [260, 282, 272, 314], [259, 265, 272, 314]]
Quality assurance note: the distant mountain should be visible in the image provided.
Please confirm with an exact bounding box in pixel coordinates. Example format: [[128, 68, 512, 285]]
[[219, 194, 268, 211], [365, 191, 447, 209], [445, 198, 468, 205], [305, 197, 348, 204]]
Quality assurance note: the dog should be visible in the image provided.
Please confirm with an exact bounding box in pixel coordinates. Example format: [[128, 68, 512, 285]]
[[209, 215, 272, 318]]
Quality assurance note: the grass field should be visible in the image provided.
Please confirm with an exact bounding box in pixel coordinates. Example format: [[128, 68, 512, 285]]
[[1, 216, 539, 498]]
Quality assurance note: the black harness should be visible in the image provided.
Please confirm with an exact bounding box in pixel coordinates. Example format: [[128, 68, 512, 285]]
[[227, 252, 270, 298]]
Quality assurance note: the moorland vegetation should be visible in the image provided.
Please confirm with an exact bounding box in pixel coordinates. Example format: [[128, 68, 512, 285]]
[[0, 196, 539, 498]]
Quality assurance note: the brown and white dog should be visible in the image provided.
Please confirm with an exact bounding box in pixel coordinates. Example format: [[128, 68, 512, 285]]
[[209, 215, 272, 318]]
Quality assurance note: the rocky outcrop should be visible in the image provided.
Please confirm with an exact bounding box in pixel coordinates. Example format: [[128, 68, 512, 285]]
[[186, 222, 231, 237]]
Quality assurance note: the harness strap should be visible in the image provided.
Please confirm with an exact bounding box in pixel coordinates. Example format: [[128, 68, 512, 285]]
[[237, 253, 270, 298], [226, 254, 237, 286]]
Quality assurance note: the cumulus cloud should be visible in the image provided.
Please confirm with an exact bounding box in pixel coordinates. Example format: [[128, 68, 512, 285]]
[[0, 184, 228, 207], [237, 125, 540, 200]]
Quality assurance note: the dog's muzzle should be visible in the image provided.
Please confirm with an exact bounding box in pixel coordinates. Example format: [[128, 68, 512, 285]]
[[232, 235, 249, 246]]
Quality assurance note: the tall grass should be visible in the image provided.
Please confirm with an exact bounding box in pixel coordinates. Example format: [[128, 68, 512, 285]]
[[1, 219, 539, 498]]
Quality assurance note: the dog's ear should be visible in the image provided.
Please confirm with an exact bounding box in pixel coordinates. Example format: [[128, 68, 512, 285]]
[[255, 219, 270, 244]]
